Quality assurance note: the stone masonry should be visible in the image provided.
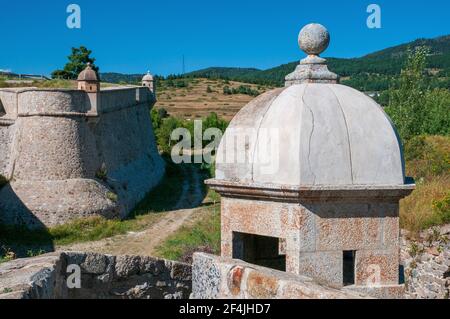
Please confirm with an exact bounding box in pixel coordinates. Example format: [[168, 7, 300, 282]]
[[206, 23, 415, 299], [0, 252, 191, 299], [0, 71, 165, 228]]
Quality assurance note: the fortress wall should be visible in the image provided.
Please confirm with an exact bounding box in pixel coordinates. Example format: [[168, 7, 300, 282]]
[[0, 86, 165, 228], [0, 124, 15, 178], [17, 90, 91, 114], [0, 90, 19, 117], [91, 101, 164, 215], [13, 116, 97, 181]]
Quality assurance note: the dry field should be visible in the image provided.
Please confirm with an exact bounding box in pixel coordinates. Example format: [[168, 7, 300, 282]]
[[155, 78, 275, 121]]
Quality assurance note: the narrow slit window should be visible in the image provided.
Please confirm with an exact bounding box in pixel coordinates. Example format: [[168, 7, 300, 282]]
[[343, 251, 356, 286]]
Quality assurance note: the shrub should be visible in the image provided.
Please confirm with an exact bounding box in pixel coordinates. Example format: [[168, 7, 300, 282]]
[[0, 175, 8, 189], [404, 135, 450, 181]]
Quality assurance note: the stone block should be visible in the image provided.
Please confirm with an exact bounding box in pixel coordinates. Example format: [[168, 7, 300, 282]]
[[297, 251, 343, 288], [355, 249, 400, 286], [246, 270, 279, 299]]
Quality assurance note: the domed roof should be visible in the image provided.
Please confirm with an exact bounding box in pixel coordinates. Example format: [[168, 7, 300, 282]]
[[142, 71, 154, 81], [77, 63, 98, 81], [215, 24, 405, 187]]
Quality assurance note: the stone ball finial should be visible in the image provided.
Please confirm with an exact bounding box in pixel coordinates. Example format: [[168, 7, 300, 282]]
[[298, 23, 330, 56], [142, 71, 154, 82]]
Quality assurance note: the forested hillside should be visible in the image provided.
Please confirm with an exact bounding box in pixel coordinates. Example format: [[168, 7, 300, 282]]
[[185, 35, 450, 91]]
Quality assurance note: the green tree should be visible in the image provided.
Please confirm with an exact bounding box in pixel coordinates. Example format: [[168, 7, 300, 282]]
[[385, 47, 429, 140], [386, 47, 450, 139], [51, 46, 99, 80]]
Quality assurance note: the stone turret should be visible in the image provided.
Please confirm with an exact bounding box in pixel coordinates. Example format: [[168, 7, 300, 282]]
[[142, 71, 155, 93], [205, 23, 415, 299], [77, 63, 100, 92]]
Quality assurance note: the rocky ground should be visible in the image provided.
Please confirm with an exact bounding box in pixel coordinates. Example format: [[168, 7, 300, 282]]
[[401, 225, 450, 299]]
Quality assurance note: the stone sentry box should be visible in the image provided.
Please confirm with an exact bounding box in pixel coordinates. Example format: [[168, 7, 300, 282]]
[[206, 24, 415, 298]]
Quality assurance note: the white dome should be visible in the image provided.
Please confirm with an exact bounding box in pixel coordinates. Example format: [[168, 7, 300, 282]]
[[215, 83, 405, 187], [142, 72, 153, 81]]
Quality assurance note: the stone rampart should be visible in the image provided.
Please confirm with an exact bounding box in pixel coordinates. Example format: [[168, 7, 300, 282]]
[[0, 86, 164, 228]]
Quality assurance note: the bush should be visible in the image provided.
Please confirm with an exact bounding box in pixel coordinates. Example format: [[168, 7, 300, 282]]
[[385, 47, 450, 140], [404, 135, 450, 181]]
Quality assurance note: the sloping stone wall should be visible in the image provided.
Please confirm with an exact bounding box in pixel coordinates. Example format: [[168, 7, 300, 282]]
[[0, 86, 165, 228], [0, 253, 191, 299]]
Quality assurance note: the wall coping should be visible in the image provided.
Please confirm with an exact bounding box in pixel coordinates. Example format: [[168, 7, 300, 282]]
[[206, 179, 415, 202]]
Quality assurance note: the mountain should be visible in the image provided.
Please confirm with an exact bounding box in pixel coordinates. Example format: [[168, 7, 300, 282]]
[[185, 34, 450, 90], [101, 34, 450, 91], [100, 72, 145, 84]]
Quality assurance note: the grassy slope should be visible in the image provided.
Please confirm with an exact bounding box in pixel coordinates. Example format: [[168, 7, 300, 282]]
[[155, 78, 274, 121], [400, 136, 450, 234], [0, 160, 189, 260], [154, 204, 221, 263]]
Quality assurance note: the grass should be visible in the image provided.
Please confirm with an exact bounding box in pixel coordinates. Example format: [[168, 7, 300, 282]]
[[0, 158, 190, 260], [400, 135, 450, 234], [0, 79, 126, 90], [155, 205, 221, 263]]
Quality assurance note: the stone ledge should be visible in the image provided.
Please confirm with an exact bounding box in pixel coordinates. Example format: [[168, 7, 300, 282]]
[[191, 253, 370, 299], [206, 179, 415, 203]]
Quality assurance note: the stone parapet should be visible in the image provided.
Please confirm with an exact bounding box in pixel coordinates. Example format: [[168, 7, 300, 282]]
[[0, 85, 164, 228], [0, 253, 191, 299], [191, 253, 369, 299]]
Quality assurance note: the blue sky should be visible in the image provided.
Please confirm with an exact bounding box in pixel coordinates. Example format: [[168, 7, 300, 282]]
[[0, 0, 449, 76]]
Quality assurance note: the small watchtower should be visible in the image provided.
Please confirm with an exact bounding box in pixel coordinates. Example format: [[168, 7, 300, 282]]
[[142, 71, 155, 93], [207, 23, 415, 299], [77, 63, 100, 93]]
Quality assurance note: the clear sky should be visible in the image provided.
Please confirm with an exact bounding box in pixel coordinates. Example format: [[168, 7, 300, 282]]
[[0, 0, 449, 76]]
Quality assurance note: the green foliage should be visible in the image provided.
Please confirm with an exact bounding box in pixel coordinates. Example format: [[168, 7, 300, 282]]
[[206, 86, 213, 93], [152, 112, 229, 157], [131, 158, 185, 215], [385, 47, 450, 140], [0, 158, 188, 249], [385, 47, 429, 140], [51, 46, 99, 80], [404, 135, 450, 180], [106, 192, 118, 203], [155, 206, 221, 263], [181, 35, 450, 91], [433, 192, 450, 225], [95, 164, 108, 182], [223, 85, 260, 96]]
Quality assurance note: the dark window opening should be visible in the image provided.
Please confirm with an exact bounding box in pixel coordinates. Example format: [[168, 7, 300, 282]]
[[232, 232, 286, 272], [343, 251, 356, 286]]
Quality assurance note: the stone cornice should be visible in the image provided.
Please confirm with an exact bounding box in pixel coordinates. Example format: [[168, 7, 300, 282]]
[[205, 179, 415, 203]]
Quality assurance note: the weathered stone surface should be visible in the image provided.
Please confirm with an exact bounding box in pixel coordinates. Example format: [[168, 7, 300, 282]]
[[191, 253, 222, 299], [214, 82, 406, 187], [0, 86, 165, 229], [192, 253, 368, 299], [246, 270, 279, 299], [0, 254, 61, 299], [0, 252, 192, 300], [115, 256, 142, 278]]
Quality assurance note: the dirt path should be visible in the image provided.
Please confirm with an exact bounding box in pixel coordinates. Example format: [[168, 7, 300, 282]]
[[58, 165, 206, 256]]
